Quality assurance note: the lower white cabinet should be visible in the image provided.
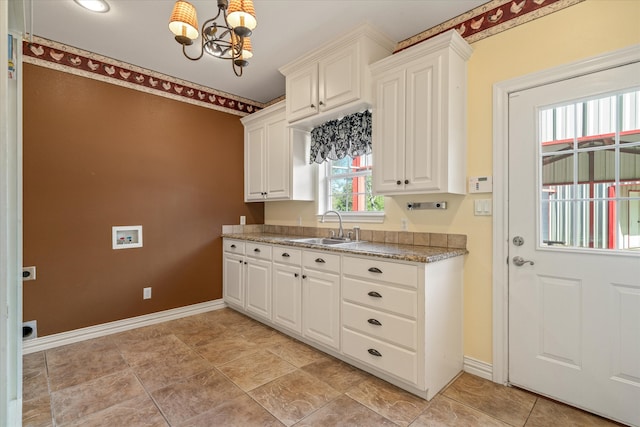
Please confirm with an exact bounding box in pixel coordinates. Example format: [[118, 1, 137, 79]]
[[301, 250, 341, 350], [222, 237, 463, 400]]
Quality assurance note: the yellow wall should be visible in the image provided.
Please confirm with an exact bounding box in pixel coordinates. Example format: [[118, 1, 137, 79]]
[[265, 0, 640, 364]]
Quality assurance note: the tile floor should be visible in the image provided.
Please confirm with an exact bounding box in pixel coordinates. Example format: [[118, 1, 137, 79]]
[[22, 308, 622, 427]]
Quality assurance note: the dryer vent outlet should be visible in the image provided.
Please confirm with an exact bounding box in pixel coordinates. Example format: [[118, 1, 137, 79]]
[[23, 320, 37, 341]]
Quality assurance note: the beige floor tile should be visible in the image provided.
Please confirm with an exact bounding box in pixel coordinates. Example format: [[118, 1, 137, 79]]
[[442, 373, 536, 427], [46, 337, 129, 392], [22, 394, 53, 427], [50, 369, 147, 426], [62, 395, 168, 427], [151, 368, 243, 425], [218, 349, 296, 391], [179, 393, 284, 427], [524, 397, 622, 427], [346, 376, 430, 427], [110, 323, 173, 348], [296, 394, 397, 426], [118, 334, 190, 367], [410, 395, 511, 427], [249, 370, 341, 427], [266, 336, 327, 367], [23, 351, 46, 371], [131, 346, 212, 392], [194, 335, 259, 366], [167, 316, 229, 348], [236, 321, 292, 346], [23, 354, 49, 401], [301, 357, 369, 392]]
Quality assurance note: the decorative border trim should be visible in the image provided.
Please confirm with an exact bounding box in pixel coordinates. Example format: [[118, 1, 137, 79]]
[[22, 299, 226, 354], [464, 356, 493, 381], [22, 36, 264, 116], [395, 0, 585, 52]]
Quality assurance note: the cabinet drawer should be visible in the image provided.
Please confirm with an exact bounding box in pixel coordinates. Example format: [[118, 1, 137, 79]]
[[246, 243, 272, 260], [224, 240, 245, 254], [342, 328, 418, 385], [342, 302, 417, 350], [343, 256, 418, 288], [342, 277, 417, 319], [303, 250, 340, 273], [273, 246, 302, 265]]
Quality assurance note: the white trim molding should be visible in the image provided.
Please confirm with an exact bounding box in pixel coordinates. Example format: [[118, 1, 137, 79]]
[[22, 299, 226, 355], [492, 43, 640, 385], [464, 356, 493, 381]]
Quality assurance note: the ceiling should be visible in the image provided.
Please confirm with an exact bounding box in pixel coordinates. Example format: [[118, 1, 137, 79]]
[[28, 0, 487, 104]]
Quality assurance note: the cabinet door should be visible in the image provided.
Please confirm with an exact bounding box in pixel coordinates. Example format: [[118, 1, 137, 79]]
[[302, 269, 340, 350], [286, 63, 318, 122], [272, 263, 302, 334], [264, 115, 290, 200], [223, 253, 244, 309], [246, 257, 272, 321], [372, 68, 406, 194], [319, 44, 359, 112], [245, 124, 266, 201], [404, 55, 442, 192]]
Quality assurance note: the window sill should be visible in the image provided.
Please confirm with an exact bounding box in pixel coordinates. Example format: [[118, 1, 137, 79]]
[[316, 212, 385, 224]]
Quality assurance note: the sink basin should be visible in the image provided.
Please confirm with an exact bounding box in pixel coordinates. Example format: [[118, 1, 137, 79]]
[[288, 237, 353, 246]]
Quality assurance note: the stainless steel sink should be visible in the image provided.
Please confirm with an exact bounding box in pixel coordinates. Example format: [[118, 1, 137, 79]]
[[287, 237, 353, 246]]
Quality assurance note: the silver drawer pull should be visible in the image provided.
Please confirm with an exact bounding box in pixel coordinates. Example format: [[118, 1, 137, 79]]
[[368, 267, 383, 274], [367, 291, 382, 298], [368, 349, 382, 357], [367, 318, 382, 326], [315, 258, 326, 263], [254, 248, 261, 253], [282, 253, 290, 258]]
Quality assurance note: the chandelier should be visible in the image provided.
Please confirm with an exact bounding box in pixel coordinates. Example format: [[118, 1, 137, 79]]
[[169, 0, 257, 77]]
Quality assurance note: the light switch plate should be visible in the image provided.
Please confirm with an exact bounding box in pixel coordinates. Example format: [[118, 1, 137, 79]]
[[474, 199, 492, 216]]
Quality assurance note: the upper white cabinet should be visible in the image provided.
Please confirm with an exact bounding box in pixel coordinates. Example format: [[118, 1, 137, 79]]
[[241, 101, 315, 202], [370, 30, 472, 195], [279, 24, 394, 129]]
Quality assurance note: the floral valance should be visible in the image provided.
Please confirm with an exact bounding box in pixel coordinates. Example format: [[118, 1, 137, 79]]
[[309, 110, 372, 164]]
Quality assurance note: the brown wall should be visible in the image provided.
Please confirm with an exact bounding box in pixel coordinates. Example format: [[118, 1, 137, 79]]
[[22, 64, 264, 337]]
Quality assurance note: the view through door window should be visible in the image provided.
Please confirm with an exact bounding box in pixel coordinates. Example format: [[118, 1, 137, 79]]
[[539, 88, 640, 251]]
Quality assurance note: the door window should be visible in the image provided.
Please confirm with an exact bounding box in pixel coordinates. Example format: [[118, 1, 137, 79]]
[[539, 88, 640, 251]]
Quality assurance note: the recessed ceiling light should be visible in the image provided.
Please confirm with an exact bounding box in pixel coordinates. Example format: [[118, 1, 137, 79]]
[[73, 0, 110, 13]]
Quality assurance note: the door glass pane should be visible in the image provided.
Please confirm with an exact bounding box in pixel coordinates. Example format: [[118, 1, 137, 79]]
[[538, 88, 640, 252]]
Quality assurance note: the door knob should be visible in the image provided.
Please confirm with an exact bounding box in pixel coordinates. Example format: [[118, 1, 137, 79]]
[[512, 256, 534, 266]]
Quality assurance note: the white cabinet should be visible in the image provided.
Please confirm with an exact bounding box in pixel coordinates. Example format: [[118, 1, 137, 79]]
[[371, 29, 472, 195], [301, 250, 341, 350], [272, 246, 303, 334], [223, 244, 245, 309], [245, 243, 272, 321], [279, 24, 394, 129], [241, 101, 315, 202]]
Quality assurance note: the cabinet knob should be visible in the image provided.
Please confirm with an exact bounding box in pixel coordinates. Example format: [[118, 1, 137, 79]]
[[404, 179, 409, 184], [294, 273, 299, 278], [282, 253, 290, 258], [310, 103, 315, 108], [367, 291, 382, 298], [230, 244, 236, 248], [315, 258, 326, 263], [244, 261, 248, 265], [319, 101, 324, 106], [396, 180, 402, 185], [368, 267, 383, 274], [367, 318, 382, 326], [302, 275, 307, 279], [367, 348, 382, 357], [238, 260, 243, 264], [254, 248, 261, 253]]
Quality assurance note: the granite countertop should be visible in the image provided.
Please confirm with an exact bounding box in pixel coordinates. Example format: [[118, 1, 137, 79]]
[[222, 233, 468, 263]]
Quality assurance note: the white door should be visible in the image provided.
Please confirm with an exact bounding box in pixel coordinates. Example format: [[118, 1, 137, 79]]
[[508, 62, 640, 427]]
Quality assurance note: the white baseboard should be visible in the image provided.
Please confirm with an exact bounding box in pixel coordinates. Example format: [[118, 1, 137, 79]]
[[22, 299, 226, 355], [463, 356, 493, 381]]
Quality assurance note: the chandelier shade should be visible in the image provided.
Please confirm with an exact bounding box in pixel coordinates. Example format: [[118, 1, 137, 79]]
[[168, 0, 257, 77], [168, 0, 199, 44]]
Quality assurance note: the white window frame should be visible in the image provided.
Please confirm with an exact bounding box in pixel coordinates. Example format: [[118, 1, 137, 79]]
[[317, 156, 385, 223]]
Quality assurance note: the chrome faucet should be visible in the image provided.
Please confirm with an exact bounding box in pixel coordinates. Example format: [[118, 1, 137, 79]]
[[321, 210, 344, 239]]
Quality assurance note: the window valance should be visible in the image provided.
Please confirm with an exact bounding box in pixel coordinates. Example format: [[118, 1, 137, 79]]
[[309, 110, 372, 164]]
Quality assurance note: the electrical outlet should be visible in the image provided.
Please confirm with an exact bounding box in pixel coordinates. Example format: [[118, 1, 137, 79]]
[[143, 287, 152, 299], [23, 266, 36, 281], [240, 215, 246, 225], [23, 320, 37, 340], [401, 218, 408, 231]]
